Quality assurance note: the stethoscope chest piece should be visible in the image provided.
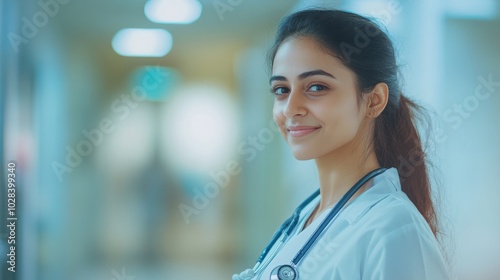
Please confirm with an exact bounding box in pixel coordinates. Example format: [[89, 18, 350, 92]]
[[270, 264, 297, 280]]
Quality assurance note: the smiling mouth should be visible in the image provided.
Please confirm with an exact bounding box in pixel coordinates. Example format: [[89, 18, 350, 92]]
[[287, 127, 321, 137]]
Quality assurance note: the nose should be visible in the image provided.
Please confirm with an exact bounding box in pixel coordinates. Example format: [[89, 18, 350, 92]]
[[283, 90, 307, 119]]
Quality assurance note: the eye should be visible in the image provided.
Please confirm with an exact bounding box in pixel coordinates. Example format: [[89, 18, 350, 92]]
[[308, 84, 328, 92], [270, 86, 290, 96]]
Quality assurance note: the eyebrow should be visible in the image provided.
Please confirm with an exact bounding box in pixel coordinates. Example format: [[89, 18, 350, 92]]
[[269, 69, 336, 85]]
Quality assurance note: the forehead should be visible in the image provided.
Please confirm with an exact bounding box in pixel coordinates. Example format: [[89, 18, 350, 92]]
[[272, 36, 350, 76]]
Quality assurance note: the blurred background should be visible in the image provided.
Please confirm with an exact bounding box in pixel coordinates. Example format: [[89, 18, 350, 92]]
[[0, 0, 499, 279]]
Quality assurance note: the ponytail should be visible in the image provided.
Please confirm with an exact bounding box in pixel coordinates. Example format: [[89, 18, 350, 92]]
[[374, 94, 437, 236]]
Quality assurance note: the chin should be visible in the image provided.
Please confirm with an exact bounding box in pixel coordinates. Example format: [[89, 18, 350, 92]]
[[290, 149, 316, 161]]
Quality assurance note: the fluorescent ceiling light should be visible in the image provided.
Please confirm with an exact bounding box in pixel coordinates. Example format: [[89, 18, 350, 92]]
[[145, 0, 202, 24], [112, 28, 173, 57]]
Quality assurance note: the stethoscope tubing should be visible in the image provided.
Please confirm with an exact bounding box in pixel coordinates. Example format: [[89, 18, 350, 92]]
[[256, 188, 321, 264], [253, 167, 387, 278], [291, 167, 387, 265]]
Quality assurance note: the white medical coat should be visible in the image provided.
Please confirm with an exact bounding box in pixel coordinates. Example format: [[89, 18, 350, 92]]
[[253, 167, 450, 279]]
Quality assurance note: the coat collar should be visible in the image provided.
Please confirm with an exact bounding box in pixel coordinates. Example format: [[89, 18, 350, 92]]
[[339, 167, 402, 224]]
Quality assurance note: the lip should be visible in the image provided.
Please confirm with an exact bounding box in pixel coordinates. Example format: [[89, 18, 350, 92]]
[[287, 126, 321, 137]]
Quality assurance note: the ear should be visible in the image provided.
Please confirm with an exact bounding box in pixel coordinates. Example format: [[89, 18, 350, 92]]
[[365, 83, 389, 118]]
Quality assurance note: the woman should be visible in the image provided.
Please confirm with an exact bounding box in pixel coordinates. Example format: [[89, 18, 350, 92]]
[[233, 9, 450, 280]]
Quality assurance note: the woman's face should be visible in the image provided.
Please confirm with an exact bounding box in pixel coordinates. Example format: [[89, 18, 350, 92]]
[[271, 36, 369, 160]]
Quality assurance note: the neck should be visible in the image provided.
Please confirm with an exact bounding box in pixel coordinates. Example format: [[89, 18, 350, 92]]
[[314, 141, 380, 213]]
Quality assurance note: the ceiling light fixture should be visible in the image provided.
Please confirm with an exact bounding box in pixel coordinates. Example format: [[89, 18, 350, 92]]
[[145, 0, 202, 24], [112, 28, 173, 57]]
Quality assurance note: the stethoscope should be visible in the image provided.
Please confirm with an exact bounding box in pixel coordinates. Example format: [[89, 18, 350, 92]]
[[233, 168, 387, 280]]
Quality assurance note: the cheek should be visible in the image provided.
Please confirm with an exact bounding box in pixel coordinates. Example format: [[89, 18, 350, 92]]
[[273, 104, 287, 137], [338, 111, 362, 139], [315, 101, 359, 135]]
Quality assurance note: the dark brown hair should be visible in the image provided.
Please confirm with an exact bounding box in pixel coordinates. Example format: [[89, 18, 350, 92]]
[[267, 9, 438, 235]]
